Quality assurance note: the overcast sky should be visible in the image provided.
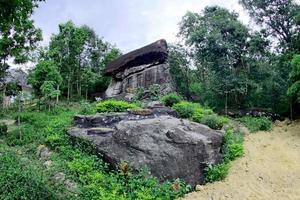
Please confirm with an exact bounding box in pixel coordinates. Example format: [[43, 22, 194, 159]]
[[32, 0, 250, 53]]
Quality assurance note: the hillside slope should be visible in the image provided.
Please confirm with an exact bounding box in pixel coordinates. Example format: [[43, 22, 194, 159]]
[[182, 120, 300, 200]]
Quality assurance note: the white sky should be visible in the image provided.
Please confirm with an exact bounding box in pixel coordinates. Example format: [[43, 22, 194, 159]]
[[32, 0, 251, 53]]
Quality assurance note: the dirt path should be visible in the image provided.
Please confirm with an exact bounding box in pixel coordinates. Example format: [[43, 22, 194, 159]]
[[182, 120, 300, 200]]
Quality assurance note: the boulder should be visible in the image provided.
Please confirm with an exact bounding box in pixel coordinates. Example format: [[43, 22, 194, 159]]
[[104, 39, 174, 98], [68, 111, 224, 187]]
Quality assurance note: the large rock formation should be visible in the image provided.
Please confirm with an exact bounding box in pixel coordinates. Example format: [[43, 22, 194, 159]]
[[105, 39, 174, 98], [68, 107, 224, 187]]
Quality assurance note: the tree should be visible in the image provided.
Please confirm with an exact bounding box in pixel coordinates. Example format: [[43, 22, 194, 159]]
[[0, 0, 43, 82], [168, 44, 192, 99], [179, 6, 252, 111], [40, 81, 60, 110], [287, 55, 300, 103], [28, 60, 62, 107], [48, 21, 121, 100], [239, 0, 300, 49], [240, 0, 300, 116]]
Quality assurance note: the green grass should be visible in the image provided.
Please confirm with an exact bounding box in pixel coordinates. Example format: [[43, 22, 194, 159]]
[[96, 99, 139, 113], [0, 151, 57, 200], [239, 116, 272, 133], [0, 104, 190, 200]]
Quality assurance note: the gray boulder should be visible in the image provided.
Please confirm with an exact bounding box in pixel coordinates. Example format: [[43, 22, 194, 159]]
[[104, 40, 174, 98], [68, 111, 223, 187]]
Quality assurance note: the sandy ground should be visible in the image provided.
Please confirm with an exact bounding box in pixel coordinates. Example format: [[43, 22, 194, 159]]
[[182, 119, 300, 200]]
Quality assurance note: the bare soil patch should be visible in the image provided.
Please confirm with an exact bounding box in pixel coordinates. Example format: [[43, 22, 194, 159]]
[[182, 120, 300, 200]]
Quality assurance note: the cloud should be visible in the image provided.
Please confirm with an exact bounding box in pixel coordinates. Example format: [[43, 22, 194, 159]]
[[32, 0, 250, 53]]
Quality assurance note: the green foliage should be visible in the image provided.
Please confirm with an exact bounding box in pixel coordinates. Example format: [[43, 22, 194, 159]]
[[0, 104, 192, 200], [240, 116, 272, 133], [0, 152, 56, 200], [79, 101, 96, 115], [0, 0, 43, 81], [48, 20, 121, 100], [198, 115, 229, 130], [96, 99, 138, 113], [168, 45, 192, 99], [223, 129, 244, 162], [0, 123, 7, 136], [172, 101, 227, 130], [172, 101, 203, 118], [6, 124, 41, 146], [179, 6, 252, 109], [204, 163, 230, 183], [288, 54, 300, 103], [134, 85, 162, 101], [204, 129, 244, 182], [239, 0, 300, 47], [28, 60, 62, 98], [161, 92, 182, 107]]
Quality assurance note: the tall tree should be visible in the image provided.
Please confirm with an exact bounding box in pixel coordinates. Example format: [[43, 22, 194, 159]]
[[0, 0, 43, 82], [239, 0, 300, 50], [287, 55, 300, 103], [168, 44, 192, 99], [179, 6, 252, 110], [28, 60, 62, 101], [48, 21, 121, 100]]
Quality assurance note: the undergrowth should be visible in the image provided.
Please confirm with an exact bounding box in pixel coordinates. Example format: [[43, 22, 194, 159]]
[[204, 129, 244, 183], [0, 104, 189, 200], [239, 116, 272, 133]]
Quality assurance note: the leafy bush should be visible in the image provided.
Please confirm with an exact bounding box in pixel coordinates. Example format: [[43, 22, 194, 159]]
[[204, 162, 230, 183], [161, 93, 182, 107], [134, 85, 161, 101], [172, 101, 203, 118], [223, 129, 244, 162], [198, 115, 229, 130], [79, 101, 96, 115], [0, 152, 56, 199], [0, 123, 7, 136], [96, 99, 138, 113], [239, 116, 272, 132], [204, 129, 244, 182]]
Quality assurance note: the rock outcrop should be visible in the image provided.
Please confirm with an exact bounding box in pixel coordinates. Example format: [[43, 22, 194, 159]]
[[104, 39, 174, 99], [68, 108, 224, 187]]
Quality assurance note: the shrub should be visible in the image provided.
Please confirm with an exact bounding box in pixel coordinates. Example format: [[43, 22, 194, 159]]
[[239, 116, 272, 133], [161, 93, 182, 107], [0, 123, 8, 136], [172, 102, 203, 118], [204, 162, 230, 182], [96, 99, 138, 113], [223, 129, 244, 162], [0, 152, 56, 199], [199, 115, 229, 130], [191, 110, 204, 122], [79, 101, 96, 115]]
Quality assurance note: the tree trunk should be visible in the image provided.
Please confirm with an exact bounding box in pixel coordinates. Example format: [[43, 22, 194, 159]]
[[85, 89, 88, 100], [225, 91, 228, 116], [18, 95, 22, 141], [2, 84, 6, 109], [290, 98, 293, 121], [56, 85, 59, 104], [67, 76, 71, 102]]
